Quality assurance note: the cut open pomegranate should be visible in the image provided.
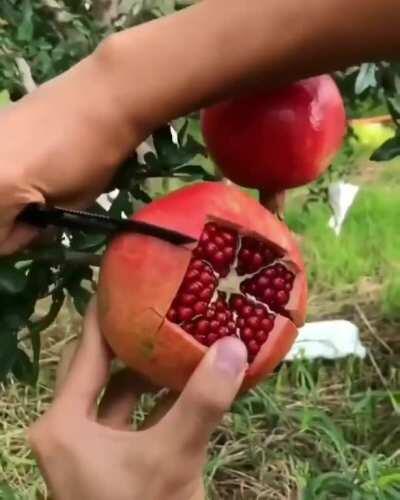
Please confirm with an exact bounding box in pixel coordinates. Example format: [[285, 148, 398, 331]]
[[98, 182, 307, 392], [167, 222, 298, 363]]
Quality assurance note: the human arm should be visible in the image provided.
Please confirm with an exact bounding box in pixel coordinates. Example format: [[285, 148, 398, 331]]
[[1, 0, 399, 254]]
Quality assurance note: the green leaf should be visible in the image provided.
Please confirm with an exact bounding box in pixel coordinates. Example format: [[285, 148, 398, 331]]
[[355, 63, 378, 95], [71, 232, 107, 252], [130, 185, 152, 204], [0, 329, 18, 382], [0, 263, 27, 295], [0, 482, 17, 500], [371, 135, 400, 162], [109, 190, 134, 218], [0, 89, 11, 107], [172, 164, 216, 181], [69, 285, 92, 316], [17, 0, 34, 41]]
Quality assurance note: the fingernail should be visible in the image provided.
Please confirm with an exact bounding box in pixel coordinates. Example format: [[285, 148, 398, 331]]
[[214, 337, 248, 378]]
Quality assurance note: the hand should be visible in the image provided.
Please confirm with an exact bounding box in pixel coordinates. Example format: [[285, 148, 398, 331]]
[[28, 299, 247, 500], [0, 54, 143, 256]]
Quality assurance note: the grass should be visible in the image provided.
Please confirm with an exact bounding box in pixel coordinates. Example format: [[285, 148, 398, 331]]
[[1, 160, 400, 499], [285, 164, 400, 321]]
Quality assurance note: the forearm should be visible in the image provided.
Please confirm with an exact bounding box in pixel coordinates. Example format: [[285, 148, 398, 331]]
[[95, 0, 400, 135]]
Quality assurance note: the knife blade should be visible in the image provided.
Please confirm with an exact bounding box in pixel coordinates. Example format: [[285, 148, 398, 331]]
[[17, 203, 197, 246]]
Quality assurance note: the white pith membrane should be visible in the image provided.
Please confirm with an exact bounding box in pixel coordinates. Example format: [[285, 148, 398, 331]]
[[166, 221, 297, 362]]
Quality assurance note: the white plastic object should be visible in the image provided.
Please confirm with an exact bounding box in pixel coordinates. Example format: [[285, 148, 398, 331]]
[[328, 182, 359, 236], [284, 320, 367, 361]]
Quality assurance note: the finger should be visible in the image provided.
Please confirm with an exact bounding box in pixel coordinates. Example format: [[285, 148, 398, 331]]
[[54, 339, 79, 397], [54, 297, 113, 417], [158, 337, 247, 455], [97, 370, 155, 430]]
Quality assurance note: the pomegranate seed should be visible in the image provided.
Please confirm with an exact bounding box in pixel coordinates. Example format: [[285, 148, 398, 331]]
[[210, 320, 220, 330], [186, 269, 200, 281], [264, 248, 274, 261], [197, 320, 210, 335], [194, 302, 207, 315], [285, 283, 293, 291], [214, 251, 225, 266], [218, 326, 229, 337], [254, 307, 265, 317], [242, 328, 253, 341], [255, 331, 268, 344], [248, 340, 260, 355], [206, 242, 217, 255], [194, 334, 206, 344], [247, 316, 260, 329], [237, 318, 245, 328], [263, 288, 275, 301], [265, 268, 277, 278], [257, 276, 270, 288], [207, 223, 217, 234], [240, 249, 251, 262], [222, 231, 235, 243], [187, 281, 202, 294], [275, 264, 286, 275], [261, 318, 273, 332], [181, 294, 196, 306], [285, 271, 294, 281], [193, 247, 202, 257], [227, 321, 236, 332], [167, 309, 177, 322], [184, 323, 195, 333], [215, 300, 225, 311], [179, 307, 194, 322], [242, 305, 253, 318], [206, 309, 216, 319], [252, 253, 263, 268], [217, 312, 227, 322], [214, 236, 225, 248], [206, 333, 218, 346], [200, 272, 214, 285], [200, 287, 213, 300], [223, 247, 234, 260], [273, 277, 285, 290], [192, 260, 204, 269], [200, 232, 209, 243], [276, 290, 289, 304], [231, 296, 244, 310]]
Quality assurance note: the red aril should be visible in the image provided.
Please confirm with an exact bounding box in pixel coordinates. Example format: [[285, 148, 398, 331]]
[[98, 182, 307, 392], [201, 75, 346, 194]]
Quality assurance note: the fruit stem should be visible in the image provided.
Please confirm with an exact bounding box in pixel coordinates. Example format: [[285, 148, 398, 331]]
[[259, 190, 286, 219], [214, 166, 235, 186]]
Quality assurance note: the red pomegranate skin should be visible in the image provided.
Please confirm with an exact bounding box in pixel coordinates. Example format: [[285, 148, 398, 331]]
[[201, 75, 346, 192], [98, 182, 307, 392]]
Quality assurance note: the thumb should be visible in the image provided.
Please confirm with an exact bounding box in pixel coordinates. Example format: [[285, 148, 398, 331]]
[[159, 337, 247, 454]]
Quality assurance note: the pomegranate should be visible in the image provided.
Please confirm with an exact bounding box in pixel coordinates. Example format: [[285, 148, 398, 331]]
[[98, 182, 307, 392], [201, 75, 346, 195]]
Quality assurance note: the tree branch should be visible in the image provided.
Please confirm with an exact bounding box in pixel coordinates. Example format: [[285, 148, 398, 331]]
[[14, 249, 102, 267], [15, 57, 37, 93]]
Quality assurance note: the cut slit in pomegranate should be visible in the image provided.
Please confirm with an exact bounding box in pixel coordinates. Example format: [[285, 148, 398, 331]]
[[166, 221, 298, 362]]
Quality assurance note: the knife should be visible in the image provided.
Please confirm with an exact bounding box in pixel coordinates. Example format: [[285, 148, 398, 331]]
[[17, 203, 196, 246]]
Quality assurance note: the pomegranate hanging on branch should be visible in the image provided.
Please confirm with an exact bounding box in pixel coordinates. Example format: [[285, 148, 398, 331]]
[[201, 75, 346, 215]]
